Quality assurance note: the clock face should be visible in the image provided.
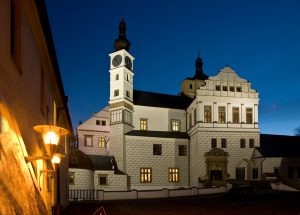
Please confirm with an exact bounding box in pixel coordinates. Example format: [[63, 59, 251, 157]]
[[112, 55, 122, 67], [125, 56, 132, 69]]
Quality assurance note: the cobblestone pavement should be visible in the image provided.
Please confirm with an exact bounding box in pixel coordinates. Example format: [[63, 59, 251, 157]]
[[64, 192, 300, 215]]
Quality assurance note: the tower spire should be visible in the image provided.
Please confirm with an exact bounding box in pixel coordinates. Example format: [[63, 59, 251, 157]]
[[193, 51, 208, 80], [114, 18, 131, 51]]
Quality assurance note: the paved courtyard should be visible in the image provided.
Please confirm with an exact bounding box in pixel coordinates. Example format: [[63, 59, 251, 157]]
[[64, 191, 300, 215]]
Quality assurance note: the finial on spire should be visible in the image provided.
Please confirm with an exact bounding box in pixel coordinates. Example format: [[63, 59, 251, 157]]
[[114, 18, 131, 51]]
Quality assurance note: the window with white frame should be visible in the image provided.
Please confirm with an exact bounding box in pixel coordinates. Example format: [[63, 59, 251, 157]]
[[179, 145, 187, 156], [111, 109, 122, 124], [246, 108, 253, 124], [204, 106, 212, 123], [140, 118, 148, 130], [84, 135, 93, 146], [99, 175, 108, 185], [99, 137, 106, 148], [140, 168, 152, 183], [218, 106, 226, 123], [232, 107, 239, 123], [68, 172, 75, 185], [169, 168, 179, 182], [124, 110, 132, 125], [171, 120, 181, 132]]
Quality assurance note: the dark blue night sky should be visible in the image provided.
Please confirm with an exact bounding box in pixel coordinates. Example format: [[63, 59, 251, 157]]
[[46, 0, 300, 135]]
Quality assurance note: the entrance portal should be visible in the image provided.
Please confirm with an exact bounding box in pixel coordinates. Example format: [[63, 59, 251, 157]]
[[205, 148, 228, 186], [210, 170, 223, 181]]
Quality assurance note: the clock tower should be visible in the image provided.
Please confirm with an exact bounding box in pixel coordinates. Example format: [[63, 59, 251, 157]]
[[108, 19, 134, 173]]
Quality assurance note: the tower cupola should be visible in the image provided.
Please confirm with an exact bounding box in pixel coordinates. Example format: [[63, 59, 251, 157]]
[[193, 54, 208, 80], [114, 19, 131, 51]]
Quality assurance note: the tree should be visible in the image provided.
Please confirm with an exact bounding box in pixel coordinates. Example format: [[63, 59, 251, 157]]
[[294, 126, 300, 136]]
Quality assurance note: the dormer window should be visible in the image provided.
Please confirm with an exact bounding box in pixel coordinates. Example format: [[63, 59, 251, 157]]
[[216, 85, 221, 91], [236, 86, 242, 92], [96, 120, 100, 125], [223, 86, 228, 91], [230, 86, 235, 92]]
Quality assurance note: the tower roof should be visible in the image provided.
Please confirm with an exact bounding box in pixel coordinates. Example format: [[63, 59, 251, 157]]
[[193, 54, 208, 80], [114, 18, 131, 51]]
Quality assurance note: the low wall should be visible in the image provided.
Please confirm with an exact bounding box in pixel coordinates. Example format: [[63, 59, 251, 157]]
[[69, 186, 228, 201]]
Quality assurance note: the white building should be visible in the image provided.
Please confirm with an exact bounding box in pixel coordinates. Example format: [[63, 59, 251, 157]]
[[70, 19, 300, 192]]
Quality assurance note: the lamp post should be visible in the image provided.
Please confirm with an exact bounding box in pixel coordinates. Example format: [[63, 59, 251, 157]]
[[32, 125, 69, 215]]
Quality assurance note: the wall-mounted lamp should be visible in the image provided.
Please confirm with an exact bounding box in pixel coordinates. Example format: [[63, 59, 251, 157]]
[[51, 153, 65, 165], [33, 125, 69, 145], [25, 125, 69, 162]]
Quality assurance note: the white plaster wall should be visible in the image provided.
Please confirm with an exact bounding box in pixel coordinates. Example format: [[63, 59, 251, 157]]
[[189, 130, 259, 187], [93, 170, 128, 191], [69, 168, 94, 190], [125, 136, 189, 190], [133, 105, 187, 132]]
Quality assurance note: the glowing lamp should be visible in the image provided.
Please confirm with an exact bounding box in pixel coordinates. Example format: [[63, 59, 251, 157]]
[[51, 153, 65, 164], [43, 131, 59, 145], [33, 125, 69, 145]]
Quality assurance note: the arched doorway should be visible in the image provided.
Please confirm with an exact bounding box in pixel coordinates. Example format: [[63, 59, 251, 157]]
[[205, 148, 228, 186]]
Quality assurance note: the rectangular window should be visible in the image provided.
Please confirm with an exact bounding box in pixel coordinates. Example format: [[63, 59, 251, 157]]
[[124, 110, 132, 125], [236, 86, 242, 92], [140, 168, 152, 183], [236, 168, 245, 180], [249, 139, 255, 148], [246, 108, 253, 124], [84, 135, 93, 147], [274, 167, 279, 178], [232, 107, 239, 123], [240, 139, 246, 148], [101, 120, 106, 126], [68, 172, 75, 185], [211, 138, 217, 148], [169, 168, 179, 182], [216, 85, 221, 91], [171, 120, 181, 132], [229, 86, 235, 92], [126, 90, 130, 98], [179, 145, 187, 156], [189, 113, 192, 128], [194, 108, 197, 125], [153, 144, 162, 155], [204, 106, 212, 123], [99, 175, 108, 185], [252, 168, 258, 179], [111, 109, 122, 124], [140, 118, 148, 130], [190, 83, 193, 89], [221, 138, 227, 148], [96, 120, 100, 125], [288, 166, 294, 178], [223, 86, 228, 91], [114, 89, 119, 97], [218, 106, 226, 123], [99, 137, 106, 148]]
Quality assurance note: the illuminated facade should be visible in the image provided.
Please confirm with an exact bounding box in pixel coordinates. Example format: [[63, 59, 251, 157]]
[[0, 0, 73, 214], [71, 19, 300, 192]]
